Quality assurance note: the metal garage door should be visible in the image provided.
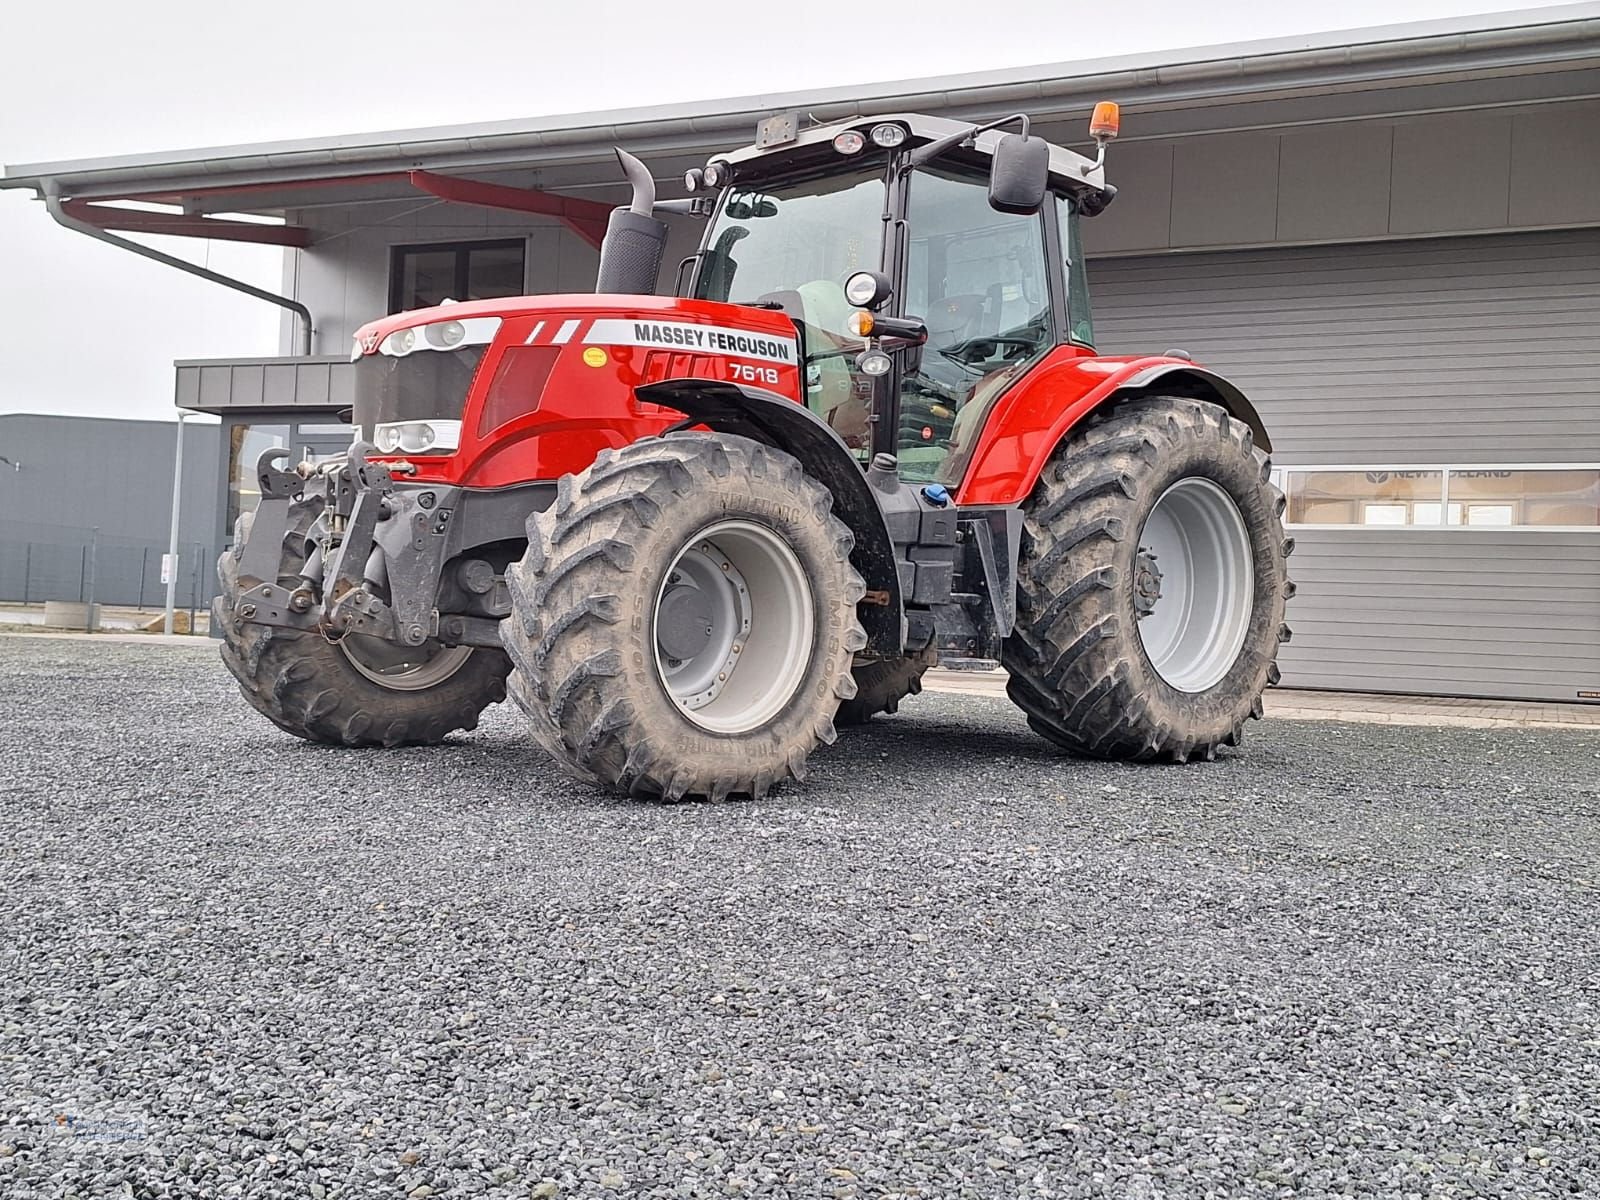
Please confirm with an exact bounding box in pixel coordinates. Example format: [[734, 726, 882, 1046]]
[[1088, 230, 1600, 703]]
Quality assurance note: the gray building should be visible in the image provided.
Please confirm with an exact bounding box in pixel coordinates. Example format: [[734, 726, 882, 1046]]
[[0, 414, 220, 610], [3, 8, 1597, 700]]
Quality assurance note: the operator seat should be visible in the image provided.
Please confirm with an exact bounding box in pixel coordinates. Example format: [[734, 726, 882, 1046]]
[[790, 280, 870, 449], [924, 294, 986, 344]]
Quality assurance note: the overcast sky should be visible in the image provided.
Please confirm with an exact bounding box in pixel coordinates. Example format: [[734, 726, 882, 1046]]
[[0, 0, 1575, 422]]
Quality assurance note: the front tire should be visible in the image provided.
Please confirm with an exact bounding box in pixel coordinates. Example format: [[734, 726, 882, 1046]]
[[1002, 396, 1293, 762], [215, 513, 510, 747], [502, 433, 867, 800]]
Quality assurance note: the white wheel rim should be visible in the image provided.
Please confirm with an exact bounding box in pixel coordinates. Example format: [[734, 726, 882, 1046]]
[[340, 635, 473, 692], [653, 519, 814, 734], [1135, 478, 1253, 693]]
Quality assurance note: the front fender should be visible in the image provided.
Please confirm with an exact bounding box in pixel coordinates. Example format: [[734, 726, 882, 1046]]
[[952, 354, 1272, 507], [634, 378, 902, 657]]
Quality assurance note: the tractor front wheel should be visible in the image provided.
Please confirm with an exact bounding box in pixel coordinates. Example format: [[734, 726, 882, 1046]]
[[502, 432, 867, 799], [1002, 396, 1292, 762], [215, 513, 510, 747]]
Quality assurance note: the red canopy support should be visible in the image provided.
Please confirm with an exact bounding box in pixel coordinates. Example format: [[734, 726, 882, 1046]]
[[408, 170, 613, 249], [59, 199, 313, 247]]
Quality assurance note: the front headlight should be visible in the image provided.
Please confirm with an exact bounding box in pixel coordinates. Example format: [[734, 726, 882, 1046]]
[[378, 317, 501, 358], [372, 419, 462, 456], [380, 327, 417, 357], [425, 320, 465, 349]]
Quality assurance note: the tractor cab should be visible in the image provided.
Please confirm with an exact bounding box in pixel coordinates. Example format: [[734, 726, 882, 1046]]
[[683, 112, 1116, 482]]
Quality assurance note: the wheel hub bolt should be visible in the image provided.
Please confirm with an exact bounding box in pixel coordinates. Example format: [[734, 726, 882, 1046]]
[[1133, 548, 1163, 619]]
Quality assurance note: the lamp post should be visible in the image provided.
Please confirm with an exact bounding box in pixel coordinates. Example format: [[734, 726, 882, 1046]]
[[163, 412, 188, 635]]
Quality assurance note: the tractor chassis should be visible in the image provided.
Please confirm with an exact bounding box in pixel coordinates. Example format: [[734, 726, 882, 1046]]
[[229, 437, 1026, 672]]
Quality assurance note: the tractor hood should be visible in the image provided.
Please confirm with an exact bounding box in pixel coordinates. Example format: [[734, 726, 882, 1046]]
[[349, 295, 805, 488], [351, 295, 799, 364]]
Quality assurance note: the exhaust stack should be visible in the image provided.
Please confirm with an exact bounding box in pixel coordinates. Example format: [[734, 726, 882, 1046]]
[[595, 148, 669, 295]]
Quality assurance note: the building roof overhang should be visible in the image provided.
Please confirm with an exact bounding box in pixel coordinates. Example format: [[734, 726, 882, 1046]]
[[4, 6, 1598, 223]]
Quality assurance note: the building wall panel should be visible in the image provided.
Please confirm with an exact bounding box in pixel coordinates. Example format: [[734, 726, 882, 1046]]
[[1275, 123, 1393, 242], [1090, 229, 1600, 463], [0, 416, 222, 609], [1389, 112, 1511, 235], [1276, 531, 1600, 702], [1082, 99, 1600, 258], [1510, 107, 1600, 227], [1090, 230, 1600, 702], [1170, 133, 1281, 248]]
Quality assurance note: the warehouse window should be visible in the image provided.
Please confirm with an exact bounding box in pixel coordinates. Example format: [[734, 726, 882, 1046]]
[[1279, 466, 1600, 530], [1284, 469, 1443, 526], [389, 239, 526, 312], [225, 422, 289, 536], [1445, 469, 1599, 527]]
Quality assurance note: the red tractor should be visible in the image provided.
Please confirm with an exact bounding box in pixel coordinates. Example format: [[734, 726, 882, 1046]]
[[218, 105, 1293, 799]]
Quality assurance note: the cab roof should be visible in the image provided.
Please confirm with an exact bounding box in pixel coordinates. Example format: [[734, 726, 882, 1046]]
[[714, 113, 1107, 194]]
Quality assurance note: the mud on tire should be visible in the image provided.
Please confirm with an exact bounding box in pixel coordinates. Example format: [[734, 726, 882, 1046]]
[[501, 432, 868, 800], [835, 648, 938, 726], [215, 512, 510, 747], [1002, 396, 1294, 763]]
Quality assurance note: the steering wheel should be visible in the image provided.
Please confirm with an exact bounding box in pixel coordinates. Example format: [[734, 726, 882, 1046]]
[[938, 335, 1040, 368]]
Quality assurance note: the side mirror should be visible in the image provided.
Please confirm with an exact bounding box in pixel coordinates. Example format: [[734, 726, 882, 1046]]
[[988, 132, 1050, 215]]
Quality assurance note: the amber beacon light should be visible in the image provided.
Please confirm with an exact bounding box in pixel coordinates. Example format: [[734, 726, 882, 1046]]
[[1089, 101, 1121, 143]]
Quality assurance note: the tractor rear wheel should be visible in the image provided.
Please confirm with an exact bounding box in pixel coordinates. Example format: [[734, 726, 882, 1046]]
[[502, 432, 867, 800], [1002, 396, 1293, 762], [835, 649, 937, 726], [215, 512, 510, 747]]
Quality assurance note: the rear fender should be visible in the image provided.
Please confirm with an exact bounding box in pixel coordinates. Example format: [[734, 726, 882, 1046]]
[[953, 355, 1271, 508], [1114, 363, 1270, 452], [634, 378, 902, 656]]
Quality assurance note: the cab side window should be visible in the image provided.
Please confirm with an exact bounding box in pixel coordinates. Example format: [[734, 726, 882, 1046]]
[[1059, 196, 1094, 346]]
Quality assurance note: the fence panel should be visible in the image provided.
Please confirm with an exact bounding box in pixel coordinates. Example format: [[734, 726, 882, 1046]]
[[0, 529, 220, 612]]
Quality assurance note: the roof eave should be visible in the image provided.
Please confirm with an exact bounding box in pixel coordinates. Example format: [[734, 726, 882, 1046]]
[[6, 6, 1598, 199]]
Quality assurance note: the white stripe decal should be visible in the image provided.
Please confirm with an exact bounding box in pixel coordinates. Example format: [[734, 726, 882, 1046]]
[[584, 317, 797, 364], [552, 319, 583, 344], [523, 321, 545, 345]]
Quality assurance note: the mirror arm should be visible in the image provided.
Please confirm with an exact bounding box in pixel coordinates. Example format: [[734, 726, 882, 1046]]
[[653, 197, 715, 217], [906, 112, 1032, 172], [872, 315, 928, 343]]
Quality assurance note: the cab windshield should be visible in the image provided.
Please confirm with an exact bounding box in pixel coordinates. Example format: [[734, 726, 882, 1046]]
[[694, 167, 885, 308], [694, 168, 886, 455]]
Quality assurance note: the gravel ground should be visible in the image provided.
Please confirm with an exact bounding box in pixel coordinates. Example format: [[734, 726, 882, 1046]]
[[1, 637, 1597, 1200]]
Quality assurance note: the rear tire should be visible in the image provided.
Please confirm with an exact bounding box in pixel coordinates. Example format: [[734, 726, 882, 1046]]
[[215, 512, 510, 747], [835, 649, 937, 726], [501, 432, 867, 800], [1001, 396, 1293, 762]]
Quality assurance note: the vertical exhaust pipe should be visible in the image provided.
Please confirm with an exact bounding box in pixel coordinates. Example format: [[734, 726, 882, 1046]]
[[595, 149, 669, 295]]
